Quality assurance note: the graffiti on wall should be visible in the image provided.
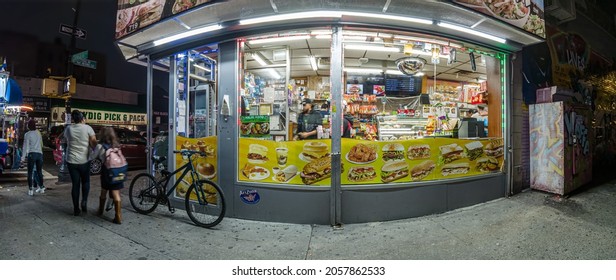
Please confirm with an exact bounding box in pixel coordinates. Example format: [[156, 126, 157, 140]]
[[564, 111, 589, 155], [530, 102, 564, 193]]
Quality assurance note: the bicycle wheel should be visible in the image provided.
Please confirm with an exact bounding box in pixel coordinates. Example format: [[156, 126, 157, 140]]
[[185, 179, 225, 228], [129, 173, 160, 214]]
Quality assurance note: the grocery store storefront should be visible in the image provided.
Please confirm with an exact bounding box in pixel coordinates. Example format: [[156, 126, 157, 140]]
[[116, 0, 544, 224]]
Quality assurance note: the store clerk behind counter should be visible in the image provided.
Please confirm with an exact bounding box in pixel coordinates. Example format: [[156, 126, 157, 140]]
[[294, 98, 323, 140]]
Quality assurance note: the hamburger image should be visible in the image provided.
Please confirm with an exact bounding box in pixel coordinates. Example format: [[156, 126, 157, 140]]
[[380, 161, 409, 183], [382, 143, 405, 162], [301, 141, 329, 161], [464, 141, 484, 161], [347, 166, 377, 182], [438, 143, 465, 164], [476, 157, 499, 172], [441, 162, 470, 176], [247, 144, 268, 163], [407, 144, 431, 160], [301, 156, 340, 185], [484, 139, 504, 158], [196, 162, 216, 179], [410, 160, 435, 181]]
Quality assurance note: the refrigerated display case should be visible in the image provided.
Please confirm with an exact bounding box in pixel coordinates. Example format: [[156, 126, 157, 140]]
[[376, 115, 427, 140]]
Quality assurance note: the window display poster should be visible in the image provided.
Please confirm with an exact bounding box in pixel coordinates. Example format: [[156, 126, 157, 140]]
[[240, 115, 270, 137], [347, 84, 363, 94], [116, 0, 223, 39], [237, 137, 504, 186], [174, 136, 218, 201]]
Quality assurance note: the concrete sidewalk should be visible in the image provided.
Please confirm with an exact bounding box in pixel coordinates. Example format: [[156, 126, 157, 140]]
[[1, 172, 615, 260]]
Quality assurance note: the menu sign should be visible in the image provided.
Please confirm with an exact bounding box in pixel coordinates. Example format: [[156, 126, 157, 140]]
[[22, 97, 50, 112], [452, 0, 545, 38], [115, 0, 219, 39]]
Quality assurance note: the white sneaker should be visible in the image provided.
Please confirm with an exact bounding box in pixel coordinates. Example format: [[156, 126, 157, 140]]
[[28, 190, 34, 196], [35, 187, 45, 194]]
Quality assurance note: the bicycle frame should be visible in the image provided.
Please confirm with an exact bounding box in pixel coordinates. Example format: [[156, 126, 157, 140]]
[[158, 157, 199, 199]]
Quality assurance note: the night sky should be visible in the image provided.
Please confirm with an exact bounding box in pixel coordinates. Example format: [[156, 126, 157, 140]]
[[1, 0, 158, 94]]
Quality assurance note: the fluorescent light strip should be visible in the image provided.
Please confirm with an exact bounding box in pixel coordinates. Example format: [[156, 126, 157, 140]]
[[248, 35, 311, 44], [343, 36, 368, 41], [345, 44, 400, 52], [240, 11, 431, 26], [345, 67, 383, 74], [240, 11, 343, 25], [310, 56, 318, 71], [414, 72, 425, 76], [315, 35, 332, 40], [153, 24, 222, 46], [194, 64, 211, 72], [269, 69, 281, 79], [341, 11, 433, 25], [385, 70, 404, 75], [252, 53, 268, 66], [437, 22, 506, 43]]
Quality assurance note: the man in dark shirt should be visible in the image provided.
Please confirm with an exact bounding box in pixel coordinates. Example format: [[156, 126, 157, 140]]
[[294, 98, 322, 140]]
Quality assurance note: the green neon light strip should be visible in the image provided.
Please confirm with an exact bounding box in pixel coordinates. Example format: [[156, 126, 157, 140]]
[[501, 53, 506, 133]]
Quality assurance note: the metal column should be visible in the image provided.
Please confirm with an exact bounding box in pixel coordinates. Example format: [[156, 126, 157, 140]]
[[168, 55, 177, 174], [146, 55, 153, 174], [330, 26, 344, 226], [217, 40, 240, 217]]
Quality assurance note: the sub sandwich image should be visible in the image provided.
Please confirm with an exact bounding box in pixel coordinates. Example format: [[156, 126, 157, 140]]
[[382, 143, 405, 162], [380, 161, 409, 183], [300, 156, 343, 185], [347, 166, 377, 182], [410, 160, 436, 181], [247, 144, 268, 163], [484, 139, 504, 158], [440, 162, 470, 176], [476, 157, 499, 172], [464, 141, 484, 161], [301, 141, 329, 161], [407, 144, 431, 160], [438, 143, 466, 164]]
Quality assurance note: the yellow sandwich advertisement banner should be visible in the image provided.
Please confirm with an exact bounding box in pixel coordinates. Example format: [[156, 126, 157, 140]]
[[174, 136, 218, 199], [238, 137, 504, 186]]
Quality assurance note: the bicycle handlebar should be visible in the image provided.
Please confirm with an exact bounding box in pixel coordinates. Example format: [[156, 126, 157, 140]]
[[173, 149, 206, 157]]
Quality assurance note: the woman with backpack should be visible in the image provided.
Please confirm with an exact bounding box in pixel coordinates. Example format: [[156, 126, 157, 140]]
[[96, 127, 125, 224]]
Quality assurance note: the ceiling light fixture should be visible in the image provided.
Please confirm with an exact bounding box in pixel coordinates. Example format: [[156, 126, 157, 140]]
[[385, 70, 405, 75], [437, 22, 506, 43], [252, 52, 268, 66], [310, 56, 318, 71], [248, 35, 311, 45], [315, 34, 332, 40], [345, 67, 383, 74], [345, 44, 401, 52], [153, 24, 222, 46], [414, 72, 425, 76]]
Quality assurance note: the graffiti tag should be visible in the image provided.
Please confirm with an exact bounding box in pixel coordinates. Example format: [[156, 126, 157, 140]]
[[564, 111, 589, 155]]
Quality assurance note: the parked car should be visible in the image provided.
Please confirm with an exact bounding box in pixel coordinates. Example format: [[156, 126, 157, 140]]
[[47, 125, 65, 149], [54, 125, 147, 175]]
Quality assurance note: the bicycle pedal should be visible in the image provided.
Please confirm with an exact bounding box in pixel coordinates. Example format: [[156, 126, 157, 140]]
[[169, 207, 176, 213]]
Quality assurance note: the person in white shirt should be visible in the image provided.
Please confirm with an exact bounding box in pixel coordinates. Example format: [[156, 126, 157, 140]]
[[63, 110, 97, 216], [22, 119, 44, 196]]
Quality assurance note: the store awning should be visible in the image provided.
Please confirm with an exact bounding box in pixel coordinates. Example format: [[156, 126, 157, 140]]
[[116, 0, 545, 62], [5, 78, 23, 105]]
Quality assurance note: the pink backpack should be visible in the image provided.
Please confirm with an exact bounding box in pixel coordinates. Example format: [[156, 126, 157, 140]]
[[104, 145, 128, 184]]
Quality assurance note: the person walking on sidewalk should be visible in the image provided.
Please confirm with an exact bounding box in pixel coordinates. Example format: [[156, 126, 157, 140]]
[[95, 127, 124, 224], [62, 110, 97, 216], [22, 119, 45, 196]]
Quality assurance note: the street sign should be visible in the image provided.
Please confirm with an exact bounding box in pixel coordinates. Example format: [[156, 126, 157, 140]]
[[71, 50, 88, 62], [73, 58, 97, 69], [59, 24, 87, 40]]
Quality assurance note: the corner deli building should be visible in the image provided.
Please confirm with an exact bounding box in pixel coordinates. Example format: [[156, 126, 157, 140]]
[[115, 0, 544, 225]]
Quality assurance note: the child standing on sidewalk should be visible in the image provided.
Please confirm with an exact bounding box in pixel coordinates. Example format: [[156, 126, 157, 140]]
[[22, 119, 45, 195]]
